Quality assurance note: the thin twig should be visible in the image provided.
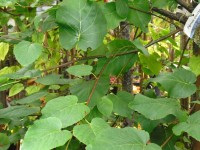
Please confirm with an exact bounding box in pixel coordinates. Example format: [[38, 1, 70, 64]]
[[111, 116, 120, 127], [133, 27, 139, 40], [42, 29, 181, 72], [65, 136, 72, 150], [161, 134, 173, 148], [145, 28, 182, 48], [86, 59, 111, 105], [0, 8, 21, 16], [177, 37, 190, 68]]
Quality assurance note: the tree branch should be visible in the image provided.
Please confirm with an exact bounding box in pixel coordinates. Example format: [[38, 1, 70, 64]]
[[161, 134, 173, 148], [177, 37, 190, 68], [0, 8, 20, 16], [152, 7, 188, 24], [145, 28, 182, 48], [42, 29, 181, 72], [175, 0, 194, 13]]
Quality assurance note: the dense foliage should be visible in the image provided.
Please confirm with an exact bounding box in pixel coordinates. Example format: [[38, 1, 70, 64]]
[[0, 0, 200, 149]]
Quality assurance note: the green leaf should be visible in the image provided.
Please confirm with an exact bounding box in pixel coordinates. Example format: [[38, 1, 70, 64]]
[[3, 64, 41, 79], [0, 80, 19, 92], [151, 126, 179, 150], [97, 96, 113, 117], [98, 2, 123, 30], [0, 42, 9, 61], [0, 0, 16, 6], [0, 66, 20, 76], [56, 0, 107, 50], [12, 91, 48, 105], [129, 94, 185, 120], [107, 39, 135, 55], [151, 0, 170, 8], [9, 128, 26, 144], [0, 133, 10, 150], [21, 117, 72, 150], [73, 118, 110, 145], [116, 0, 129, 18], [127, 0, 151, 32], [132, 39, 149, 56], [140, 53, 162, 75], [95, 40, 138, 76], [36, 74, 73, 85], [66, 65, 93, 77], [13, 41, 43, 66], [173, 111, 200, 141], [86, 127, 161, 150], [9, 83, 24, 97], [41, 95, 90, 128], [107, 91, 134, 117], [70, 77, 110, 107], [0, 106, 40, 120], [40, 8, 58, 32], [135, 114, 160, 133], [189, 56, 200, 76], [151, 68, 197, 98], [25, 85, 40, 95]]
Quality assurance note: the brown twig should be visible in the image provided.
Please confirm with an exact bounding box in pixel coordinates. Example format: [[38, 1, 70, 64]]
[[0, 8, 21, 16], [161, 134, 173, 148], [177, 37, 190, 68], [145, 28, 182, 48], [86, 59, 111, 105], [175, 0, 193, 13], [43, 29, 181, 72], [152, 7, 188, 24]]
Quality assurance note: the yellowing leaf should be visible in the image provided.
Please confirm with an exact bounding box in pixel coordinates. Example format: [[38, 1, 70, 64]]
[[0, 42, 9, 61], [9, 83, 24, 97]]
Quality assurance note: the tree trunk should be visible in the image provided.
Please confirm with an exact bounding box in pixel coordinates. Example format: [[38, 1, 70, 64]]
[[118, 22, 133, 94]]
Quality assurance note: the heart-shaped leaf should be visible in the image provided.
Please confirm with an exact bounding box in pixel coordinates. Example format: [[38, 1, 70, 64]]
[[21, 117, 72, 150], [41, 95, 90, 128], [73, 118, 110, 145], [86, 127, 161, 150], [13, 41, 43, 66], [56, 0, 107, 50]]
